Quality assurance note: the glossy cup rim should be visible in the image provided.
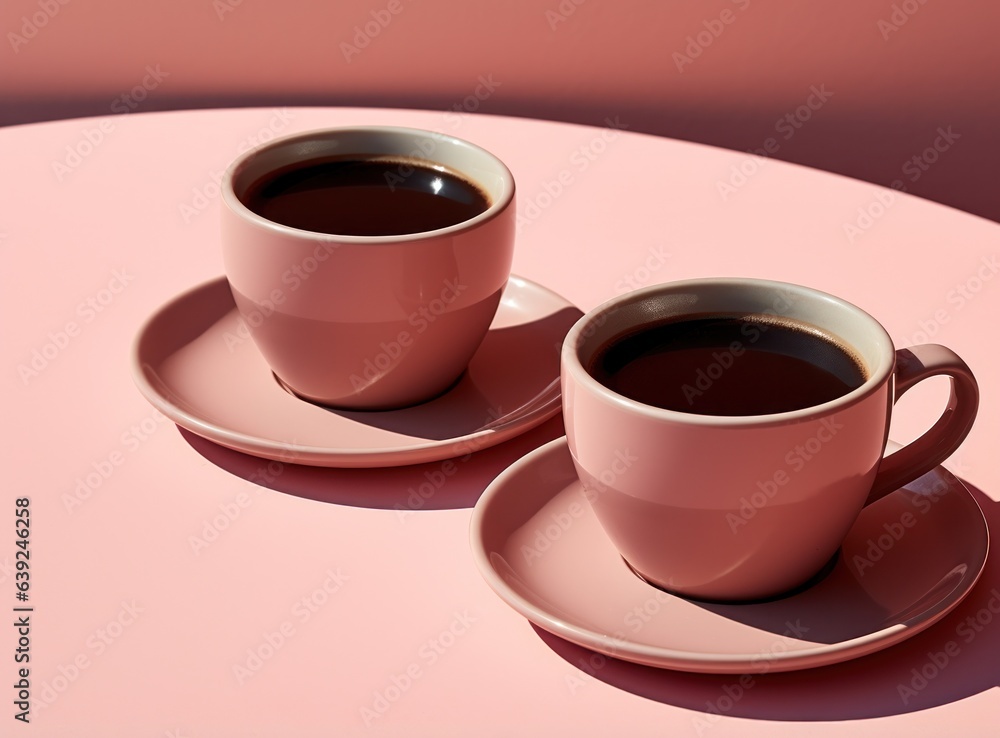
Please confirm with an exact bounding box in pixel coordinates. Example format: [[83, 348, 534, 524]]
[[561, 278, 896, 428], [221, 125, 516, 244]]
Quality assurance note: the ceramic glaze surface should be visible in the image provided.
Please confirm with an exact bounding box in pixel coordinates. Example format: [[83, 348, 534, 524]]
[[562, 280, 979, 601], [132, 275, 580, 467], [220, 127, 516, 409], [470, 438, 989, 672]]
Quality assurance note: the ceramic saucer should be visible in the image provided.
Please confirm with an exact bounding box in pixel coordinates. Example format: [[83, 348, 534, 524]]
[[470, 437, 989, 674], [131, 276, 582, 467]]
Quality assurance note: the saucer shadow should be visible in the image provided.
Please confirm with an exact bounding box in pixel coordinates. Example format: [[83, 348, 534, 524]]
[[302, 307, 582, 441], [534, 481, 1000, 721], [178, 415, 565, 511]]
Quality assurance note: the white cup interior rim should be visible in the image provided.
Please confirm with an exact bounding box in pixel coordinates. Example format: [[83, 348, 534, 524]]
[[562, 278, 897, 426], [222, 126, 516, 243]]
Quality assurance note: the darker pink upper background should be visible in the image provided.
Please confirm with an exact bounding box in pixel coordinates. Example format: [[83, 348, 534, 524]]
[[2, 0, 998, 223]]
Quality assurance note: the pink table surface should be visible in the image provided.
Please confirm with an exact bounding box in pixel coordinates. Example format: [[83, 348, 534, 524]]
[[3, 107, 999, 737]]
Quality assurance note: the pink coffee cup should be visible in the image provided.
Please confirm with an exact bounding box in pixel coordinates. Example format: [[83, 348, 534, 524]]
[[221, 126, 515, 410], [561, 278, 979, 602]]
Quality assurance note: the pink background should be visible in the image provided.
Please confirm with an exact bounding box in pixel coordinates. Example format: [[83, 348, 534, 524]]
[[3, 105, 999, 737], [2, 0, 999, 222], [4, 0, 1000, 733]]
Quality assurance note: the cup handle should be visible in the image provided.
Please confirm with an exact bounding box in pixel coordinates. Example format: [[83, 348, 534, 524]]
[[865, 345, 979, 506]]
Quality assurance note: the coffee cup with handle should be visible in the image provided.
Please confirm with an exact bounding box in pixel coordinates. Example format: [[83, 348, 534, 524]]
[[561, 278, 979, 602]]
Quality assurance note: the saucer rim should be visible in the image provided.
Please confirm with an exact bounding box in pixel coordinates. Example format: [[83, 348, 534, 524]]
[[130, 274, 571, 468], [469, 436, 989, 673]]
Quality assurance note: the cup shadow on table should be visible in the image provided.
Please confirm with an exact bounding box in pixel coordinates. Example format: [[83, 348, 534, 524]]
[[176, 297, 581, 507], [179, 414, 565, 511], [535, 482, 1000, 721]]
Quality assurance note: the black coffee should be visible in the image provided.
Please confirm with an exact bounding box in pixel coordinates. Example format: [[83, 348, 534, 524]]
[[242, 157, 490, 236], [588, 314, 867, 416]]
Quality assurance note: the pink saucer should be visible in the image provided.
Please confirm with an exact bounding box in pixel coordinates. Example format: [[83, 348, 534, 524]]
[[131, 275, 582, 467], [470, 437, 989, 673]]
